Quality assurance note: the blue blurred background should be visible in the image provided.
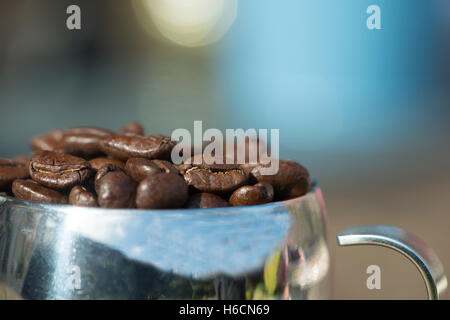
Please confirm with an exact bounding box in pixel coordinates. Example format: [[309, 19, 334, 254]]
[[0, 0, 449, 299]]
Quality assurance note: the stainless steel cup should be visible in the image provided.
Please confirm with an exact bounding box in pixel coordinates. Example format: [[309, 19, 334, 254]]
[[0, 183, 446, 299]]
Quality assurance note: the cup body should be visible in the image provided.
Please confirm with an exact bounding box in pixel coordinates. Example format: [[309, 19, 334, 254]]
[[0, 184, 330, 300]]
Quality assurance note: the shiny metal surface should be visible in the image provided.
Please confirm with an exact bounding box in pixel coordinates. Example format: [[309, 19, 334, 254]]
[[0, 184, 331, 299], [337, 225, 448, 300]]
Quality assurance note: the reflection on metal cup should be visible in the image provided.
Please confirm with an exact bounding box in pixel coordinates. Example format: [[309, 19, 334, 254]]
[[0, 183, 331, 299]]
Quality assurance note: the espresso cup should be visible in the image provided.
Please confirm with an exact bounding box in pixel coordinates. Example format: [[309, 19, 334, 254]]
[[0, 182, 446, 299]]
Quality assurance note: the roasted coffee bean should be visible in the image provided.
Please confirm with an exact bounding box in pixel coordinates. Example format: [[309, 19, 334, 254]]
[[125, 158, 178, 182], [95, 165, 136, 208], [12, 179, 68, 204], [0, 158, 29, 191], [30, 129, 65, 152], [69, 185, 98, 207], [62, 134, 101, 157], [89, 157, 125, 171], [136, 173, 188, 209], [249, 160, 310, 199], [29, 151, 92, 190], [229, 183, 274, 206], [124, 158, 160, 181], [61, 127, 114, 157], [118, 122, 145, 136], [183, 154, 247, 194], [183, 166, 247, 194], [185, 193, 229, 208], [99, 134, 175, 160]]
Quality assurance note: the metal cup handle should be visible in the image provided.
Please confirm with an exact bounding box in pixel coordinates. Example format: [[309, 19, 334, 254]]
[[337, 225, 448, 300]]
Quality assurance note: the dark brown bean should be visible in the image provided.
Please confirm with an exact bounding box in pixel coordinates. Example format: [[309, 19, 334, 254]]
[[0, 158, 29, 191], [183, 167, 247, 194], [136, 173, 188, 209], [61, 127, 114, 157], [29, 151, 92, 190], [124, 158, 160, 181], [229, 182, 274, 206], [12, 179, 68, 204], [61, 135, 102, 157], [89, 157, 125, 171], [69, 185, 98, 207], [117, 122, 145, 136], [30, 129, 65, 152], [99, 134, 175, 160], [124, 158, 178, 182], [95, 165, 136, 208], [185, 193, 229, 208], [248, 160, 310, 199]]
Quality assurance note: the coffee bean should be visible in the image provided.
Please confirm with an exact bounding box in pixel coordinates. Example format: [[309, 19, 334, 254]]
[[61, 135, 102, 158], [69, 185, 98, 207], [248, 160, 310, 199], [124, 158, 160, 181], [183, 154, 248, 194], [117, 122, 145, 136], [89, 157, 125, 171], [99, 134, 175, 160], [61, 127, 113, 158], [125, 158, 178, 182], [0, 158, 29, 192], [29, 151, 92, 190], [185, 193, 229, 208], [95, 165, 136, 208], [183, 167, 247, 194], [136, 173, 188, 209], [12, 179, 68, 204], [30, 129, 65, 152], [229, 182, 274, 206]]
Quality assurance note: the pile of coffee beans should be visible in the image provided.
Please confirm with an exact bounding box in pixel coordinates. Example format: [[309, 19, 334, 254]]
[[0, 123, 311, 209]]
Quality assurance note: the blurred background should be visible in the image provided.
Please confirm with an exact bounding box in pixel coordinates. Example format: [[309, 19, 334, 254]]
[[0, 0, 449, 299]]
